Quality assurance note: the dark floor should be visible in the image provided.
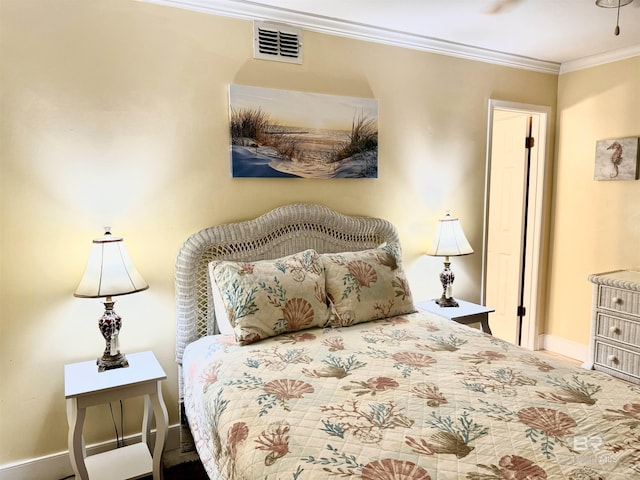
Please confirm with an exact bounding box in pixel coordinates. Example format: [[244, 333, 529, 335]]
[[142, 460, 209, 480]]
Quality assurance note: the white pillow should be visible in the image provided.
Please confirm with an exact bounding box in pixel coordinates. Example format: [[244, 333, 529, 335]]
[[209, 266, 235, 335]]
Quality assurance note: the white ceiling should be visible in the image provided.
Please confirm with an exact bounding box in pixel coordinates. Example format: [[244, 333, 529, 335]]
[[145, 0, 640, 73]]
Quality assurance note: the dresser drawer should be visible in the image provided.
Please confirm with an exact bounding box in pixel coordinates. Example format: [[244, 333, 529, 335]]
[[597, 286, 640, 317], [595, 312, 640, 346], [593, 341, 640, 379]]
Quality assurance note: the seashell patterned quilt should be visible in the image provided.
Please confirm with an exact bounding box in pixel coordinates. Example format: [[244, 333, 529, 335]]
[[183, 309, 640, 480]]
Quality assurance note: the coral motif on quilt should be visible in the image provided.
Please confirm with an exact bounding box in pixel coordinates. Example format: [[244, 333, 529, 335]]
[[183, 310, 640, 480]]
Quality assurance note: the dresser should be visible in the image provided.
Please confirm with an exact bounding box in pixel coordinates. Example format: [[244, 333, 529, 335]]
[[587, 270, 640, 384]]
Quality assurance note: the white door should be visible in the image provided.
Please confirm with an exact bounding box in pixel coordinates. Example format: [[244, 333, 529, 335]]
[[485, 110, 529, 344], [483, 100, 548, 349]]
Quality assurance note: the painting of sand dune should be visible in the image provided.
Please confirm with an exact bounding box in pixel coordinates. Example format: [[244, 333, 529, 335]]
[[229, 85, 379, 178]]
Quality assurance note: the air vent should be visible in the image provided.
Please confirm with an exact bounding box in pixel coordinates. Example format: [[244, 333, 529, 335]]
[[253, 22, 302, 64]]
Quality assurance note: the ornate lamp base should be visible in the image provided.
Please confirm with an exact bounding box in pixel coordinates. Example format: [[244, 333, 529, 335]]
[[436, 257, 459, 308], [97, 352, 129, 372], [97, 297, 129, 372], [435, 295, 459, 308]]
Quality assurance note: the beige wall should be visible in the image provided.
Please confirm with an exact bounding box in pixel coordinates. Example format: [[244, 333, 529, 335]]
[[545, 57, 640, 345], [0, 0, 560, 465]]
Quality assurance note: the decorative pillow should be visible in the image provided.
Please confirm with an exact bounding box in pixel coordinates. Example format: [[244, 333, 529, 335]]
[[209, 249, 331, 345], [322, 243, 415, 327]]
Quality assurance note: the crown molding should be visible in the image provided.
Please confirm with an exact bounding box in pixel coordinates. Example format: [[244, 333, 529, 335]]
[[559, 44, 640, 74], [140, 0, 561, 74]]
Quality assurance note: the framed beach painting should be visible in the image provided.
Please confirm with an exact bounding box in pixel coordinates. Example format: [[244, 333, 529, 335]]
[[228, 84, 379, 178], [594, 137, 640, 181]]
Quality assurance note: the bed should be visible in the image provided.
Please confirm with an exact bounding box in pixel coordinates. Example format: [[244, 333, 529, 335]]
[[175, 203, 640, 480]]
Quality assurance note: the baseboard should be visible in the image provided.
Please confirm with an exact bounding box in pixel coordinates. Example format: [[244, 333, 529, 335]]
[[0, 424, 185, 480], [538, 333, 589, 363]]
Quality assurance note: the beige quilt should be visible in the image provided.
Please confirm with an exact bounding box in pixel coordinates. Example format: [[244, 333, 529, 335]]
[[183, 310, 640, 479]]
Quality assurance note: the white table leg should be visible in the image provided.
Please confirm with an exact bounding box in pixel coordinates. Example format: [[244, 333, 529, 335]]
[[142, 394, 152, 450], [150, 380, 168, 480], [66, 398, 89, 480]]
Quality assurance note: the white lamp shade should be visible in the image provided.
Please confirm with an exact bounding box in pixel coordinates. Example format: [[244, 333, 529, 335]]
[[426, 212, 473, 257], [74, 231, 148, 298]]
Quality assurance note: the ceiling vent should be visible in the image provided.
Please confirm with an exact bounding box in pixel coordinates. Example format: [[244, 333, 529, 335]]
[[253, 22, 302, 64]]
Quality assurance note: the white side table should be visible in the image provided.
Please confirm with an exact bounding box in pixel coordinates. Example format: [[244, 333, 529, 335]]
[[417, 299, 494, 334], [64, 351, 168, 480]]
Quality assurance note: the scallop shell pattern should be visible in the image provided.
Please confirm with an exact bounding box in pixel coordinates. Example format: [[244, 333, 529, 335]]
[[478, 351, 507, 361], [517, 407, 577, 436], [367, 377, 400, 391], [362, 458, 431, 480], [283, 298, 315, 330], [263, 379, 314, 399], [348, 260, 378, 287], [376, 251, 398, 270], [392, 351, 436, 368], [498, 455, 547, 480], [566, 467, 603, 480], [427, 431, 474, 459]]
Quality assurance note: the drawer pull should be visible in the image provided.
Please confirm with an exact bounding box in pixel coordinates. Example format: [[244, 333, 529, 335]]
[[611, 297, 621, 305], [609, 326, 620, 335], [607, 354, 619, 364]]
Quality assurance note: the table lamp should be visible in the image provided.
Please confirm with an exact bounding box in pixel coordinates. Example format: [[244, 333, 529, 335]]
[[426, 212, 473, 307], [74, 228, 149, 372]]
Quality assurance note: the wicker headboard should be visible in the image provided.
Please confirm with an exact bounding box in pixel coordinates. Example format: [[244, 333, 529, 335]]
[[174, 203, 399, 451], [175, 203, 399, 365]]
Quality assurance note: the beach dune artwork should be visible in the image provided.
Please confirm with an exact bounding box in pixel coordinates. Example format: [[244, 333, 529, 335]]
[[229, 84, 379, 178]]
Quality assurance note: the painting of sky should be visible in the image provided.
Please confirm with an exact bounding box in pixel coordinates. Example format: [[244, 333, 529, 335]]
[[229, 85, 379, 178]]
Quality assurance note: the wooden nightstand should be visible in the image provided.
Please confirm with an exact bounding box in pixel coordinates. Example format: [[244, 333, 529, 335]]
[[64, 351, 168, 480], [417, 299, 494, 334]]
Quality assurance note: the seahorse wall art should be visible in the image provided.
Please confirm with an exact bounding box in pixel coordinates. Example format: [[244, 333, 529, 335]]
[[594, 136, 640, 181]]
